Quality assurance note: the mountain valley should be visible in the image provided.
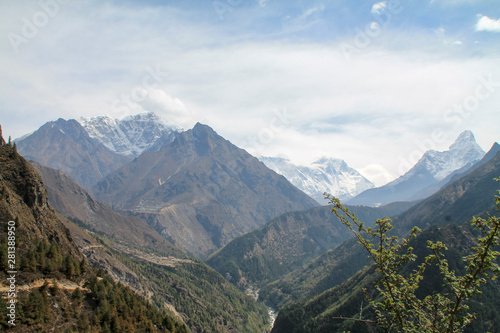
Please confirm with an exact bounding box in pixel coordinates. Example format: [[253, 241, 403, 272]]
[[92, 122, 318, 256], [5, 115, 500, 333]]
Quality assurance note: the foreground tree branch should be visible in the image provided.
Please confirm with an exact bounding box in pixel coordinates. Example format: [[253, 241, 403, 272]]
[[324, 177, 500, 333]]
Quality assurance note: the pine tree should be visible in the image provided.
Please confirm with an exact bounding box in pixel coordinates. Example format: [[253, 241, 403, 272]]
[[63, 255, 76, 278], [79, 258, 86, 274], [48, 243, 62, 267], [0, 125, 5, 146], [76, 312, 89, 331], [72, 288, 84, 307]]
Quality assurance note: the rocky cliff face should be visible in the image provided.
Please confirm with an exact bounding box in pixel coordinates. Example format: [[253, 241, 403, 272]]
[[0, 136, 80, 259]]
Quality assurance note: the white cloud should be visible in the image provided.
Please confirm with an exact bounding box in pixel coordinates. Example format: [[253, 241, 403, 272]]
[[1, 1, 499, 182], [301, 5, 324, 19], [371, 1, 387, 15], [475, 14, 500, 32], [258, 0, 268, 7], [136, 89, 194, 130], [358, 164, 395, 187]]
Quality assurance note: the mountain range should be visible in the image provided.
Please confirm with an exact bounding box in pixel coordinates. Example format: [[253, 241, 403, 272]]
[[260, 156, 375, 203], [270, 147, 500, 332], [31, 161, 271, 332], [262, 144, 500, 311], [17, 113, 487, 213], [347, 130, 485, 206], [6, 112, 500, 332], [92, 122, 318, 256]]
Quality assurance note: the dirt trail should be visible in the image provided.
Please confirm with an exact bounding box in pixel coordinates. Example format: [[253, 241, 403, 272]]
[[0, 278, 88, 293]]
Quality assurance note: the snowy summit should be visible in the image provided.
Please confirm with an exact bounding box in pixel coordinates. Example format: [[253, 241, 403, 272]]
[[260, 156, 375, 204], [79, 112, 181, 157]]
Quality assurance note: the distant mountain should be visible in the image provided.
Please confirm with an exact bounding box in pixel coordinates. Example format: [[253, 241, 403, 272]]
[[93, 123, 318, 256], [207, 202, 413, 289], [262, 147, 500, 313], [348, 130, 485, 206], [16, 118, 131, 189], [79, 112, 181, 157], [16, 112, 180, 190], [260, 157, 375, 203]]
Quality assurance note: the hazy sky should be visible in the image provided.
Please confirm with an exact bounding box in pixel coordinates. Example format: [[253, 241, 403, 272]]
[[1, 0, 499, 185]]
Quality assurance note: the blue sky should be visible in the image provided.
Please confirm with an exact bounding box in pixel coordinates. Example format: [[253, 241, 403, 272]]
[[1, 0, 499, 185]]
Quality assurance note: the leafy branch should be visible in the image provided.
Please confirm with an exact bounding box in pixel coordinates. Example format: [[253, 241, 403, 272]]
[[324, 177, 500, 332]]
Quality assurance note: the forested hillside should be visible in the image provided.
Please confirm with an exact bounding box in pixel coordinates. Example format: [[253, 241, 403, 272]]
[[0, 135, 188, 332]]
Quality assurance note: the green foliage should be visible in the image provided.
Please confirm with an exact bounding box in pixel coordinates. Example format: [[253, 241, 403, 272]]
[[17, 239, 81, 280], [83, 271, 190, 333], [208, 204, 410, 290], [325, 177, 500, 333], [20, 287, 53, 325], [111, 249, 270, 333]]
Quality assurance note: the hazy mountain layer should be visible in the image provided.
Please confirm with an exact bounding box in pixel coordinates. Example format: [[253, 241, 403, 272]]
[[207, 202, 412, 289], [263, 147, 500, 314]]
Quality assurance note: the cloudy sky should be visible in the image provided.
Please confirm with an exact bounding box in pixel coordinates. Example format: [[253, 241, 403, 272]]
[[1, 0, 499, 185]]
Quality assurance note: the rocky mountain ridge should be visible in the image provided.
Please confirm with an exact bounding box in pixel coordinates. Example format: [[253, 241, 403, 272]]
[[93, 122, 319, 256]]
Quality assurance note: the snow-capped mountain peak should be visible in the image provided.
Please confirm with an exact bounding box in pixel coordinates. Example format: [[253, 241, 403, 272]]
[[260, 156, 375, 203], [449, 130, 476, 151], [410, 130, 485, 181], [79, 112, 181, 157], [348, 130, 485, 206]]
